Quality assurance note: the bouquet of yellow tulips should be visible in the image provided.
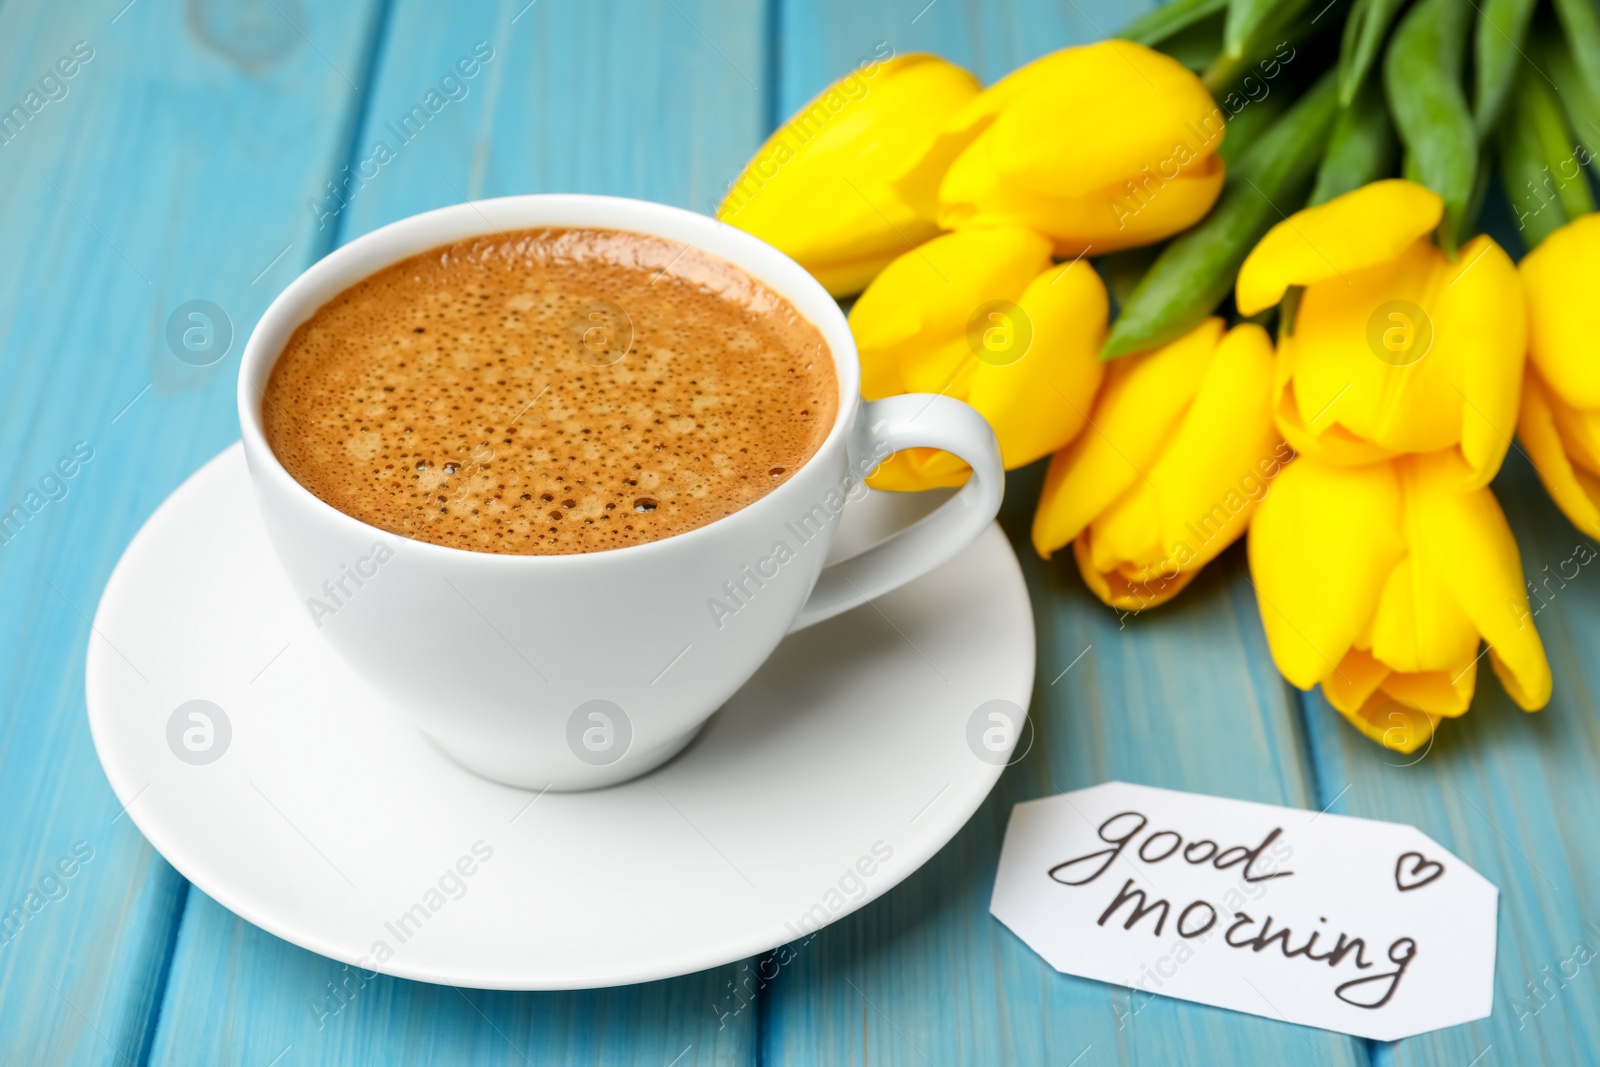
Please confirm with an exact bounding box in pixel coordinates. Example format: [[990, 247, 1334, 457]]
[[716, 0, 1600, 754]]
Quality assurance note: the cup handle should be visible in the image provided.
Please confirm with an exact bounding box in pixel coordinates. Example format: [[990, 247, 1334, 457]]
[[789, 393, 1004, 632]]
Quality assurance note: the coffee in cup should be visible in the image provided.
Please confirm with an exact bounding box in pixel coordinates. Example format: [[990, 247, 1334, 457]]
[[261, 227, 838, 555]]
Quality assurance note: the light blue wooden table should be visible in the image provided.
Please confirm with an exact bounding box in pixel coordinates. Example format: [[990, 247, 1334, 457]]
[[2, 1, 1597, 1063]]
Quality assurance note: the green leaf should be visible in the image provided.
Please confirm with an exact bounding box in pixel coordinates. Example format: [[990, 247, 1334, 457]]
[[1225, 0, 1296, 59], [1383, 0, 1476, 255], [1337, 0, 1405, 107], [1102, 72, 1339, 359], [1156, 11, 1227, 72], [1311, 76, 1397, 203], [1503, 50, 1596, 246], [1552, 0, 1600, 106], [1217, 92, 1289, 165], [1121, 0, 1229, 46], [1541, 24, 1600, 162], [1205, 0, 1319, 93], [1473, 0, 1539, 136]]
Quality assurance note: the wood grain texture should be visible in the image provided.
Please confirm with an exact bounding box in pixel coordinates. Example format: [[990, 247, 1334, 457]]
[[333, 0, 769, 238], [0, 0, 381, 1062], [141, 1, 769, 1064], [149, 890, 753, 1066]]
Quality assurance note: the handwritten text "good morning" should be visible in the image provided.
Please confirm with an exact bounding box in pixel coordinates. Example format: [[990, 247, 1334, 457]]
[[1049, 809, 1417, 1010]]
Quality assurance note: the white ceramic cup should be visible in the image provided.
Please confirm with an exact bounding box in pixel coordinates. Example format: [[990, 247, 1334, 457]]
[[238, 195, 1003, 790]]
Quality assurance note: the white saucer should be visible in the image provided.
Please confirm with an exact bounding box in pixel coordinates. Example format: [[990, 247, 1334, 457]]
[[86, 444, 1034, 989]]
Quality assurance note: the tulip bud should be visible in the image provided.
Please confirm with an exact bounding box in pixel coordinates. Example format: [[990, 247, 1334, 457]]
[[894, 40, 1227, 257], [849, 226, 1107, 490], [1516, 213, 1600, 538], [1248, 451, 1550, 752], [1236, 179, 1527, 489], [1032, 319, 1287, 610], [717, 53, 979, 297]]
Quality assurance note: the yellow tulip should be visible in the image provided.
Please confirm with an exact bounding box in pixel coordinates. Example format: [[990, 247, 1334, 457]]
[[849, 225, 1107, 490], [894, 40, 1226, 257], [1031, 318, 1287, 610], [717, 52, 980, 296], [1236, 179, 1527, 489], [1516, 213, 1600, 538], [1248, 451, 1550, 752]]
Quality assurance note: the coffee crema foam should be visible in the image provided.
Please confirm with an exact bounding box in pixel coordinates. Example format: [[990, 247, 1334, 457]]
[[262, 227, 837, 555]]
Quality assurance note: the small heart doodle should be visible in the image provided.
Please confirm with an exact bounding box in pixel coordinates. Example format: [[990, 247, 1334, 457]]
[[1395, 851, 1445, 892]]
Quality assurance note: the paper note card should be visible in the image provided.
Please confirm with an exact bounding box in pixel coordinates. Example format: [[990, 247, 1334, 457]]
[[991, 782, 1497, 1041]]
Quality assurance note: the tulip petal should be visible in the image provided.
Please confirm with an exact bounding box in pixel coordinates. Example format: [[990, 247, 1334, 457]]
[[930, 41, 1225, 254], [1275, 229, 1522, 486], [1089, 324, 1282, 576], [855, 231, 1092, 493], [1435, 235, 1525, 487], [1236, 179, 1443, 315], [1409, 451, 1551, 711], [1520, 213, 1600, 408], [1518, 368, 1600, 539], [963, 258, 1107, 469], [1367, 550, 1480, 675], [1273, 332, 1396, 466], [849, 227, 1051, 362], [1248, 457, 1406, 690], [938, 140, 1224, 255], [988, 41, 1224, 199], [1321, 647, 1390, 714], [1073, 532, 1200, 611], [1378, 664, 1475, 718], [861, 335, 972, 401], [720, 53, 981, 296], [865, 448, 971, 491], [1550, 397, 1600, 474], [1286, 238, 1485, 464], [1032, 319, 1223, 558], [1336, 692, 1442, 754], [895, 41, 1224, 222], [809, 252, 924, 300], [891, 47, 1068, 217]]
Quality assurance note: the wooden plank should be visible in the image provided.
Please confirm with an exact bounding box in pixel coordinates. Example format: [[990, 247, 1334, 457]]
[[0, 1, 381, 1062], [151, 891, 751, 1067], [1299, 453, 1600, 1066], [774, 0, 1147, 101], [334, 0, 768, 236], [143, 2, 768, 1064], [762, 4, 1367, 1063]]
